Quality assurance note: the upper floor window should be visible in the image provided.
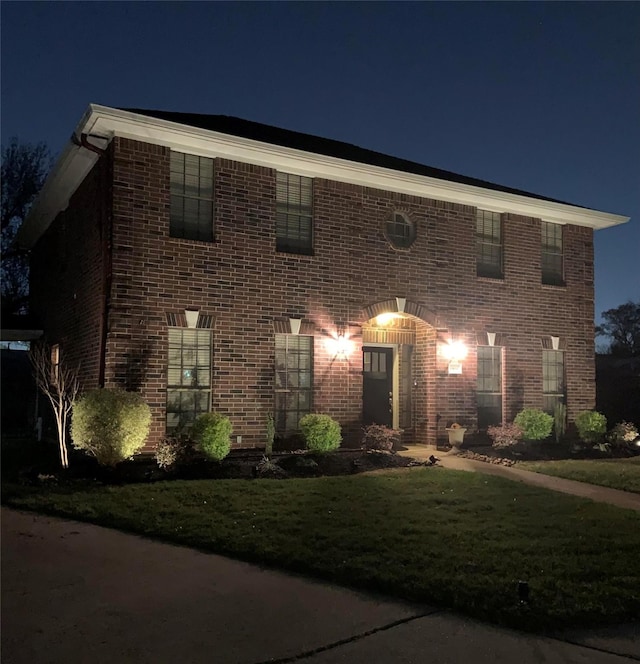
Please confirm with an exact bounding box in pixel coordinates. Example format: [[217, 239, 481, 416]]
[[170, 152, 214, 242], [276, 172, 313, 255], [476, 210, 503, 279], [477, 346, 502, 429], [167, 328, 212, 431], [385, 212, 416, 249], [542, 349, 565, 414], [541, 222, 563, 285]]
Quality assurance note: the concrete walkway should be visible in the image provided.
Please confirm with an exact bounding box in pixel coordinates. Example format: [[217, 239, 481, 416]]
[[2, 508, 638, 663], [400, 445, 640, 512]]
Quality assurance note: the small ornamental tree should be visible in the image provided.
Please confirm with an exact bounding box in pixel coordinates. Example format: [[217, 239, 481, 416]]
[[71, 388, 151, 467], [575, 410, 607, 445], [300, 414, 342, 453], [30, 342, 79, 469], [514, 408, 553, 441], [191, 412, 232, 462]]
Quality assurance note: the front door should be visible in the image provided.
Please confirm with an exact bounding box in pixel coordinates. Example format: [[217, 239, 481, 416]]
[[363, 347, 393, 426]]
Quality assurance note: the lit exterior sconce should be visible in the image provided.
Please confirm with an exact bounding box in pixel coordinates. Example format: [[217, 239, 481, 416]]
[[442, 340, 468, 374], [325, 333, 353, 359]]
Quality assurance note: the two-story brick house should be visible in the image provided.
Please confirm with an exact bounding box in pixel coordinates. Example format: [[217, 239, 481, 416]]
[[19, 105, 628, 449]]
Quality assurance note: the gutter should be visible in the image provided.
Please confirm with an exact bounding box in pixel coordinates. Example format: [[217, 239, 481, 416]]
[[69, 134, 111, 388]]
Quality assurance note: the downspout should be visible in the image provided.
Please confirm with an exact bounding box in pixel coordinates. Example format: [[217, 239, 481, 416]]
[[71, 133, 111, 387]]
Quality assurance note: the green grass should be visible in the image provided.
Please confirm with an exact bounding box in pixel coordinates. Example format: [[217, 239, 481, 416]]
[[4, 468, 640, 632], [519, 457, 640, 494]]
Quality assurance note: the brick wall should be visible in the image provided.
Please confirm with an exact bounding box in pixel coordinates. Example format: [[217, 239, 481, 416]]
[[33, 136, 597, 451], [30, 154, 110, 389]]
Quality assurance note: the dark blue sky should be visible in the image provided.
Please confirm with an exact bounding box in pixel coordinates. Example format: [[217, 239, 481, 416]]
[[2, 2, 638, 322]]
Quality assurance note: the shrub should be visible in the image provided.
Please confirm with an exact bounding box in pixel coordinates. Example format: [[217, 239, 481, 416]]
[[191, 413, 232, 462], [255, 454, 287, 478], [575, 410, 607, 445], [265, 413, 275, 457], [362, 424, 400, 452], [155, 434, 193, 470], [487, 422, 524, 450], [299, 414, 342, 453], [553, 403, 567, 444], [607, 421, 639, 449], [514, 408, 553, 441], [71, 388, 151, 467]]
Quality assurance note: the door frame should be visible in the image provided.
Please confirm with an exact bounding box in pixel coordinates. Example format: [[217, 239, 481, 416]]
[[362, 343, 400, 429]]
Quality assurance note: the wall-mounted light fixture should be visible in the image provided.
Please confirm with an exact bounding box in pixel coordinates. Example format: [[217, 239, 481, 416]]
[[376, 312, 401, 326], [325, 331, 353, 359], [441, 340, 468, 374]]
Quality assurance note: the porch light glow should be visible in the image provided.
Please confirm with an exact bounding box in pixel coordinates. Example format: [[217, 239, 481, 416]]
[[325, 334, 353, 359], [442, 340, 468, 361], [442, 339, 468, 374], [376, 312, 401, 326]]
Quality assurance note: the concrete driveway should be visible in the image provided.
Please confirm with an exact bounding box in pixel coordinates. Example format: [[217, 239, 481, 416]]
[[2, 508, 637, 663]]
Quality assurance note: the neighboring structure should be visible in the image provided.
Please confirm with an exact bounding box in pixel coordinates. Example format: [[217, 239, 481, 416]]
[[18, 105, 629, 449]]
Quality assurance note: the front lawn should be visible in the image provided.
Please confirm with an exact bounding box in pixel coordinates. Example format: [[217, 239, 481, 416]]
[[519, 457, 640, 494], [5, 468, 640, 632]]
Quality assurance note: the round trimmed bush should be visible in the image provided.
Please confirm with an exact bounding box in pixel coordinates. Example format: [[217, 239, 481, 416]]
[[299, 414, 342, 453], [514, 408, 553, 441], [575, 410, 607, 445], [191, 412, 232, 461], [71, 388, 151, 467]]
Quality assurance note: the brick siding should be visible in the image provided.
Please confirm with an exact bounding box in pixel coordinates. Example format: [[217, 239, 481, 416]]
[[32, 136, 596, 451]]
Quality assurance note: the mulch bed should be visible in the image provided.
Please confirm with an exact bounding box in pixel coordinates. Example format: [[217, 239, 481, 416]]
[[13, 448, 433, 487]]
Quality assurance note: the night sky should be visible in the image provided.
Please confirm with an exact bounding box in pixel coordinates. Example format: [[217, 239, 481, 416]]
[[2, 2, 638, 322]]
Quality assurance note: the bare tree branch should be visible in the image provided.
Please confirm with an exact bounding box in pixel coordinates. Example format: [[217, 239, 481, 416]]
[[30, 342, 80, 469]]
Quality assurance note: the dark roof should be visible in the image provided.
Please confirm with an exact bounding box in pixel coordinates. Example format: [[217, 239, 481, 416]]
[[122, 108, 579, 207]]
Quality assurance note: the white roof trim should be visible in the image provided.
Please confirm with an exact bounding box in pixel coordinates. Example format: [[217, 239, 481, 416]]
[[18, 104, 629, 247]]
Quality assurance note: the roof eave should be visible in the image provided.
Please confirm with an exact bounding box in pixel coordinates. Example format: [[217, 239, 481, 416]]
[[17, 104, 630, 248]]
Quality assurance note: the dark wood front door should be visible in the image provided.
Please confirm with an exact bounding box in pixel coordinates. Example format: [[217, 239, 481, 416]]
[[363, 347, 393, 426]]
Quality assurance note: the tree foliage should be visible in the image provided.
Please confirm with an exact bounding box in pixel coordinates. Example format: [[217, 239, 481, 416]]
[[596, 301, 640, 357], [1, 138, 51, 314]]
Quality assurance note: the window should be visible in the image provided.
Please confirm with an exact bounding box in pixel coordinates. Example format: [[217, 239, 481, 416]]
[[541, 222, 563, 285], [400, 344, 413, 428], [170, 151, 214, 242], [275, 334, 313, 433], [276, 172, 313, 254], [476, 210, 503, 278], [543, 349, 565, 413], [50, 344, 60, 383], [477, 346, 502, 428], [167, 328, 212, 430], [385, 212, 416, 249]]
